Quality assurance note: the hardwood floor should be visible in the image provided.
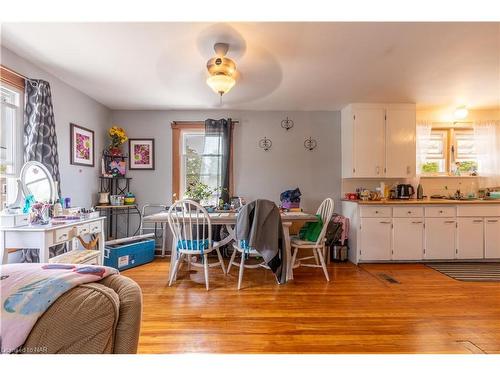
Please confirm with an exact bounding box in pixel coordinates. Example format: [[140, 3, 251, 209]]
[[122, 258, 500, 354]]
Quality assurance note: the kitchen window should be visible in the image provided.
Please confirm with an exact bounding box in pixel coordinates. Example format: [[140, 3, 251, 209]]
[[421, 128, 477, 175]]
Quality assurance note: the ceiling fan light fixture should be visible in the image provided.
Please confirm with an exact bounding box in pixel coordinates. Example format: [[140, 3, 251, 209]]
[[206, 43, 237, 99], [206, 74, 236, 96]]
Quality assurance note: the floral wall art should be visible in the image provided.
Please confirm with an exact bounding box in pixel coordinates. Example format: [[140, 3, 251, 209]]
[[129, 138, 155, 170], [70, 123, 94, 167]]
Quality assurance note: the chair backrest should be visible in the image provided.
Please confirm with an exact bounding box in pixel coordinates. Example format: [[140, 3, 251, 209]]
[[315, 198, 335, 245], [167, 199, 212, 252]]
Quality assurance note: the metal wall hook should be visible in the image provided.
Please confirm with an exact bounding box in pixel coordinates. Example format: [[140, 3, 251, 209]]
[[259, 137, 272, 151], [281, 117, 294, 131], [304, 137, 317, 151]]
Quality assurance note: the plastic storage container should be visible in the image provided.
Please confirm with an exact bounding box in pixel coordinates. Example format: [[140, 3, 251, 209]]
[[104, 238, 155, 270]]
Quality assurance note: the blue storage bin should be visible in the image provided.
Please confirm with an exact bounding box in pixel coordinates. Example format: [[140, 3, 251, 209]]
[[104, 238, 155, 270]]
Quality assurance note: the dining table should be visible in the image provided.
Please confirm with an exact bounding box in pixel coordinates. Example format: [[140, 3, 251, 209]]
[[142, 210, 318, 282]]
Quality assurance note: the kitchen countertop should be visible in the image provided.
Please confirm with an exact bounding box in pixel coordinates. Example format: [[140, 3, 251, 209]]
[[342, 198, 500, 205]]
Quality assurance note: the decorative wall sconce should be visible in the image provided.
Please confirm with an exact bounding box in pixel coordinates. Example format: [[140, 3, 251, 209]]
[[304, 137, 317, 151], [259, 137, 273, 151], [281, 117, 294, 131]]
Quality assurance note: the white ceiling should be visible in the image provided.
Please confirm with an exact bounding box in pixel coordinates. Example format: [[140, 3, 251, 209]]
[[1, 22, 499, 111]]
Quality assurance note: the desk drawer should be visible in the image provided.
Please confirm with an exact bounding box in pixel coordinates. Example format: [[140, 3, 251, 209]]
[[54, 227, 73, 244], [393, 206, 424, 218], [425, 206, 456, 217], [359, 206, 391, 218], [89, 221, 101, 234], [14, 214, 29, 227], [76, 224, 90, 236]]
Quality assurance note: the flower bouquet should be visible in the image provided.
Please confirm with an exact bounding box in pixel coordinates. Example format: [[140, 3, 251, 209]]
[[107, 126, 128, 156]]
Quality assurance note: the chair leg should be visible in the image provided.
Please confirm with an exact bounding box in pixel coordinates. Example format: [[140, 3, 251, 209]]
[[313, 247, 320, 265], [237, 252, 246, 290], [203, 254, 210, 290], [169, 253, 183, 286], [316, 247, 330, 282], [227, 250, 237, 274], [215, 248, 226, 275], [291, 246, 299, 269]]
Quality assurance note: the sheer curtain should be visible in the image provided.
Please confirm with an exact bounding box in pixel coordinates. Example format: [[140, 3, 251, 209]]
[[474, 121, 500, 188], [416, 120, 433, 175], [203, 118, 232, 204]]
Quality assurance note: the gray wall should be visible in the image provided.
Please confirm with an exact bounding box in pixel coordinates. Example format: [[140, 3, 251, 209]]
[[111, 110, 342, 213], [1, 46, 111, 208]]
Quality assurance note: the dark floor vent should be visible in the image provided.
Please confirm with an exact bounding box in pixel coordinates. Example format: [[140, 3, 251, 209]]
[[378, 273, 400, 284]]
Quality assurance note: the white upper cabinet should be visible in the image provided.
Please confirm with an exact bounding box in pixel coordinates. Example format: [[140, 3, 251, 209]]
[[341, 103, 416, 178], [385, 108, 416, 177]]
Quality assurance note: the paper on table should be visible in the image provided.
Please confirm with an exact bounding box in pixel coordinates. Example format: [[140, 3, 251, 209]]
[[282, 211, 309, 216]]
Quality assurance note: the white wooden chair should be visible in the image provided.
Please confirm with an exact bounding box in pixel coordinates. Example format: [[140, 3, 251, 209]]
[[227, 241, 270, 290], [290, 198, 334, 281], [167, 199, 226, 290]]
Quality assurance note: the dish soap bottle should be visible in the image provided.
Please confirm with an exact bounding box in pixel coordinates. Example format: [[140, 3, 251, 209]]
[[417, 183, 424, 200]]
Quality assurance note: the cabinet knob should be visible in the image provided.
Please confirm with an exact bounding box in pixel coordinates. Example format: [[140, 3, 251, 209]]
[[407, 166, 411, 174]]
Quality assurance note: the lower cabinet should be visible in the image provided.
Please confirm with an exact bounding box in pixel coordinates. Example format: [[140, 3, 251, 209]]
[[393, 218, 424, 260], [485, 218, 500, 259], [359, 218, 392, 261], [424, 218, 456, 260], [457, 217, 484, 259]]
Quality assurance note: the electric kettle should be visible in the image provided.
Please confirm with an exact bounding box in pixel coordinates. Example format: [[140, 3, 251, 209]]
[[396, 184, 414, 199]]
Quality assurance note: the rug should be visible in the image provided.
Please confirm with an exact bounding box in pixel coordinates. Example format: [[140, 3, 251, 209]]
[[426, 262, 500, 282]]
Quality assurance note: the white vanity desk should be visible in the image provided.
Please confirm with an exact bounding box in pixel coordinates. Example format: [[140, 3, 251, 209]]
[[0, 216, 105, 264]]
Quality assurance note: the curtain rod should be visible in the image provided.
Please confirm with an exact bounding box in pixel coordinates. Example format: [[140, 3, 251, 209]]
[[431, 121, 473, 125], [172, 120, 239, 125]]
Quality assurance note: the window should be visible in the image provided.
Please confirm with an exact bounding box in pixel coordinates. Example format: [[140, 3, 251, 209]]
[[180, 130, 223, 204], [1, 84, 23, 209], [171, 122, 232, 205], [421, 128, 477, 175]]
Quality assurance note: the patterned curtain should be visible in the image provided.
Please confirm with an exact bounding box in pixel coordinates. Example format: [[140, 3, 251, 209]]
[[21, 79, 63, 262]]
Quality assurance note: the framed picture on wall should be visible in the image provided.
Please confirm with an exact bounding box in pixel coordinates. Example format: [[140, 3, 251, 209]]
[[129, 138, 155, 170], [70, 123, 95, 167]]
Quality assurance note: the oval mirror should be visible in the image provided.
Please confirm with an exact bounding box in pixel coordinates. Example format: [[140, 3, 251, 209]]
[[19, 161, 56, 203]]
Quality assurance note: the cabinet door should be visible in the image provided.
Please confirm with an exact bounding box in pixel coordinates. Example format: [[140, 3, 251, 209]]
[[353, 108, 385, 177], [393, 218, 424, 260], [485, 218, 500, 258], [360, 218, 392, 261], [457, 218, 484, 259], [385, 108, 416, 177], [424, 218, 456, 260]]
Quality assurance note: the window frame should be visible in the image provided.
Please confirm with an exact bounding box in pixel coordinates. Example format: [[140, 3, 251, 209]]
[[171, 121, 234, 203], [1, 84, 24, 177], [1, 65, 25, 210], [421, 126, 477, 176]]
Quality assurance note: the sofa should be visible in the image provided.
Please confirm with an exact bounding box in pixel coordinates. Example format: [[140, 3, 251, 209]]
[[20, 274, 142, 354]]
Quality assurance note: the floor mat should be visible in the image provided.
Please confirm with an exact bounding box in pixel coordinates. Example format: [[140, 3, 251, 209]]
[[426, 262, 500, 281]]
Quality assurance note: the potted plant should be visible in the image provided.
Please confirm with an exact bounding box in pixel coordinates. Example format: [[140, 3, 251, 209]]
[[185, 181, 215, 204]]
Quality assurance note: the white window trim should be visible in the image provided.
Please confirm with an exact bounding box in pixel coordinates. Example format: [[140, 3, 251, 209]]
[[1, 83, 23, 178]]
